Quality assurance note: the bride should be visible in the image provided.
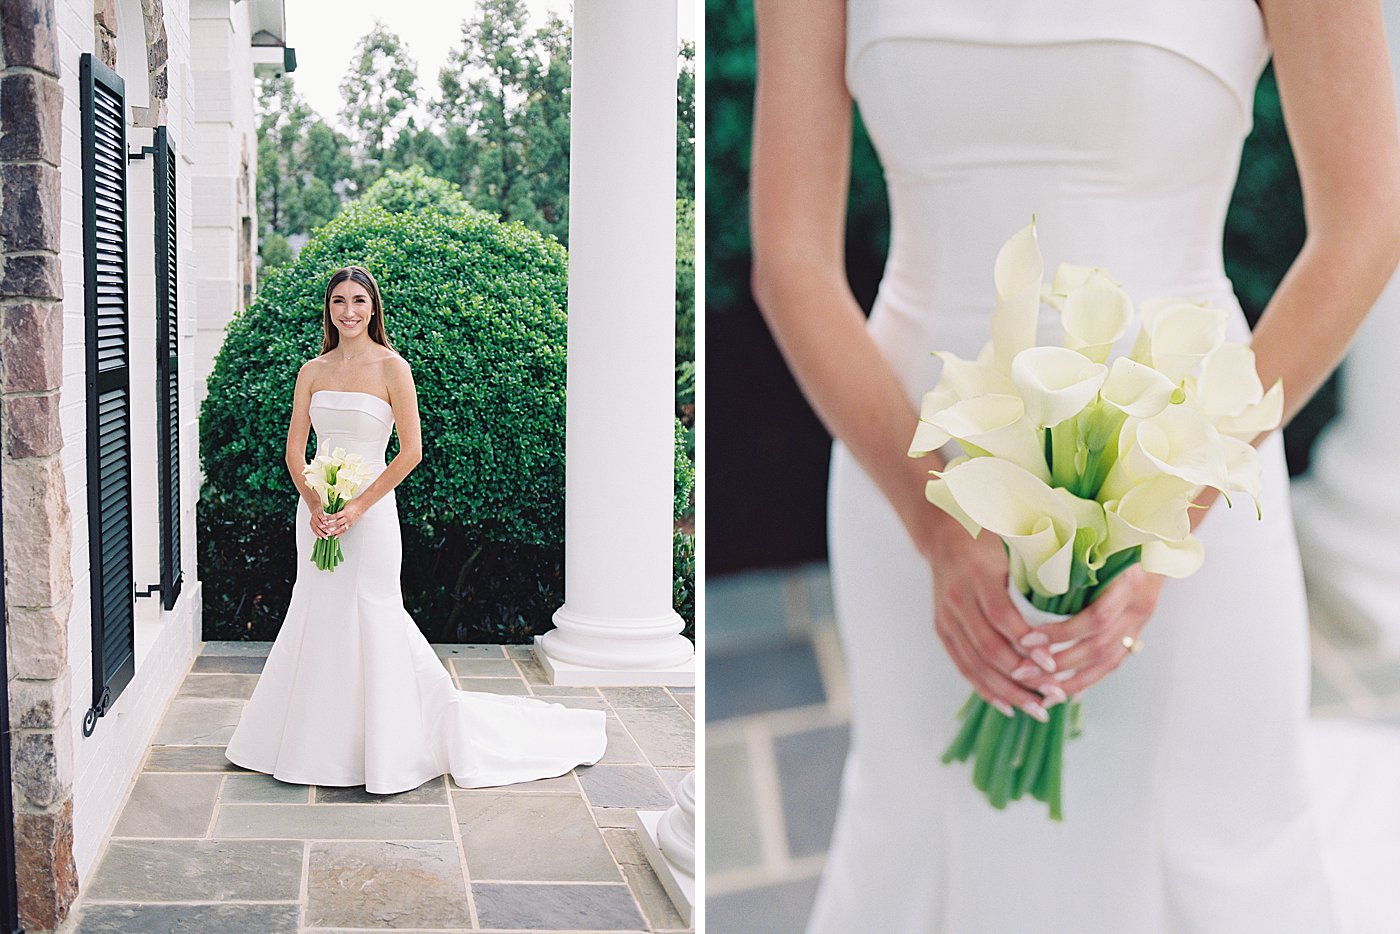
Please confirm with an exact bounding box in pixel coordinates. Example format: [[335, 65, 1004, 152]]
[[748, 0, 1400, 930], [224, 264, 607, 794]]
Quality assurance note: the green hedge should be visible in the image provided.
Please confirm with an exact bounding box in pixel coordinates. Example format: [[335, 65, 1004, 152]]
[[201, 179, 694, 643]]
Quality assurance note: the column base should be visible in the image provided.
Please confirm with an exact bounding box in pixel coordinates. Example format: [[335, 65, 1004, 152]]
[[633, 809, 694, 927], [532, 636, 695, 687]]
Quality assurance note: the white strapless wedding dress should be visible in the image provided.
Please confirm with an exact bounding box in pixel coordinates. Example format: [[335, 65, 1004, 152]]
[[809, 2, 1354, 931], [224, 389, 606, 794]]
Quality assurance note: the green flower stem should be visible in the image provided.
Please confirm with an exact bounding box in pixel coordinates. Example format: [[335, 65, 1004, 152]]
[[987, 713, 1023, 809], [1015, 712, 1052, 799], [943, 696, 988, 764], [971, 708, 1006, 793], [1046, 702, 1069, 820], [1048, 421, 1079, 489]]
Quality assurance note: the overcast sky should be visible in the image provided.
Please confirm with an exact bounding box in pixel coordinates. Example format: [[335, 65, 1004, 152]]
[[283, 0, 697, 126]]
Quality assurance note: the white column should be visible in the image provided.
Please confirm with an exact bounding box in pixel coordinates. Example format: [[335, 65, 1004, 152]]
[[1291, 0, 1400, 648], [1292, 273, 1400, 646], [635, 771, 696, 926], [534, 0, 695, 686]]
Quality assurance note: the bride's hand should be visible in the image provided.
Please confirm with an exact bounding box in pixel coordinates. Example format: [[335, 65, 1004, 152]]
[[1032, 564, 1167, 697], [307, 501, 334, 539], [925, 529, 1067, 723], [325, 499, 365, 537]]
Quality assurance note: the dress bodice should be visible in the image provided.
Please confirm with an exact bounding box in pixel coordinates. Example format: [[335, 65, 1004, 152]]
[[844, 0, 1272, 402], [309, 390, 395, 477]]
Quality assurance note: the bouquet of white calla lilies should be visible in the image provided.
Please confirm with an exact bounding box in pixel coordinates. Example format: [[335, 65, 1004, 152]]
[[914, 219, 1282, 820], [303, 446, 374, 571]]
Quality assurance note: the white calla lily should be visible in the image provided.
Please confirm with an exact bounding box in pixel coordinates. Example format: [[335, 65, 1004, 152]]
[[1132, 299, 1228, 383], [935, 456, 1104, 597], [1215, 378, 1284, 441], [1195, 342, 1264, 419], [924, 455, 981, 538], [1102, 405, 1230, 500], [989, 221, 1045, 373], [926, 394, 1050, 481], [1011, 346, 1107, 429], [1049, 263, 1104, 301], [1219, 434, 1263, 505], [1099, 356, 1177, 419], [1060, 270, 1133, 362], [1141, 535, 1205, 578], [1100, 473, 1197, 558]]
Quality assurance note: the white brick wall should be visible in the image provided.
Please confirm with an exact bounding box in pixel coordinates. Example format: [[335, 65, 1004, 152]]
[[48, 0, 261, 885]]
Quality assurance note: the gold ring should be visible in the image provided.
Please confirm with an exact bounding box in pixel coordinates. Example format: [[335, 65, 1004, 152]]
[[1122, 635, 1143, 655]]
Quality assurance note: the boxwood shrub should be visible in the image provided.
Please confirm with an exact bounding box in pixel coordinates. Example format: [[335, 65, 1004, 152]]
[[200, 181, 695, 643]]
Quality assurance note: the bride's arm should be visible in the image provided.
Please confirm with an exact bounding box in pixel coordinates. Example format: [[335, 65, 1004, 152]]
[[1047, 0, 1400, 694], [285, 362, 331, 531], [334, 356, 423, 532], [751, 0, 1059, 718], [1248, 0, 1400, 431]]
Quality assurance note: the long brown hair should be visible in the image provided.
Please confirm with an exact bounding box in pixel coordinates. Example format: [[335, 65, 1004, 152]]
[[320, 265, 395, 354]]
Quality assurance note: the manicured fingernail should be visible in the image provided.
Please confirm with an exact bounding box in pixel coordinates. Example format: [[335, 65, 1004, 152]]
[[1020, 701, 1049, 723], [1031, 648, 1057, 672], [1040, 684, 1067, 706], [1020, 631, 1049, 648], [1011, 663, 1039, 681], [991, 698, 1014, 717]]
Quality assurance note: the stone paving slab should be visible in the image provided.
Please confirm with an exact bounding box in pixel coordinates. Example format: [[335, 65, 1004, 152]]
[[599, 718, 647, 765], [214, 803, 455, 840], [221, 773, 312, 805], [434, 643, 506, 658], [175, 672, 259, 699], [143, 744, 245, 772], [472, 882, 647, 930], [457, 676, 531, 695], [576, 764, 674, 808], [191, 654, 267, 673], [201, 641, 275, 657], [314, 777, 449, 804], [306, 840, 472, 929], [707, 875, 823, 934], [84, 839, 304, 901], [604, 828, 688, 931], [613, 707, 694, 768], [452, 771, 580, 795], [774, 724, 849, 859], [153, 699, 245, 745], [452, 792, 621, 882], [73, 901, 301, 933], [452, 656, 521, 677], [112, 773, 222, 837], [602, 687, 678, 709]]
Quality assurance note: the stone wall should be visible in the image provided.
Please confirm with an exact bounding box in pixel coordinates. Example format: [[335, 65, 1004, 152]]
[[0, 0, 81, 929]]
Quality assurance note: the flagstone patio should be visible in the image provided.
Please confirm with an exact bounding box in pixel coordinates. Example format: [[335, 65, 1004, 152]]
[[706, 561, 1400, 934], [68, 642, 695, 934]]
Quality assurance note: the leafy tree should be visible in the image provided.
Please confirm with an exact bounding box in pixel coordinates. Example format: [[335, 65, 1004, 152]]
[[434, 0, 572, 242], [677, 41, 695, 201], [256, 74, 314, 239], [339, 21, 421, 187]]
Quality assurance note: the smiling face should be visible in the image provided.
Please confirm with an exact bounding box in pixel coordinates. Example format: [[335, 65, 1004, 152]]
[[328, 279, 374, 339]]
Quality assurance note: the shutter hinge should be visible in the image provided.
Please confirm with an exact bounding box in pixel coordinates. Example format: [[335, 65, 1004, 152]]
[[127, 145, 156, 162], [135, 583, 162, 599], [83, 685, 112, 737]]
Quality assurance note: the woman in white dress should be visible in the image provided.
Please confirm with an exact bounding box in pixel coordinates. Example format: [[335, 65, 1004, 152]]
[[748, 1, 1400, 930], [224, 265, 607, 794]]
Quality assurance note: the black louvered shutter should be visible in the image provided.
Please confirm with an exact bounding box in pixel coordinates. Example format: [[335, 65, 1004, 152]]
[[153, 126, 182, 611], [80, 52, 134, 735]]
